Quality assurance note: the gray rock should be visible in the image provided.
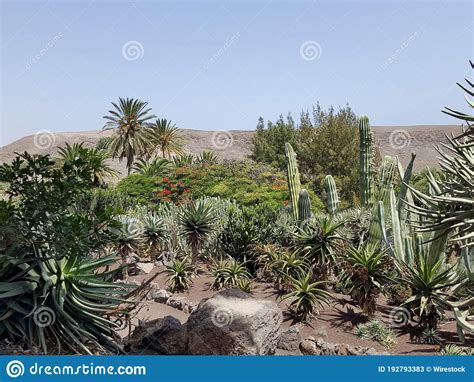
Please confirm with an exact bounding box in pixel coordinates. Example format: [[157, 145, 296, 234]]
[[153, 289, 172, 303], [166, 296, 188, 310], [277, 325, 302, 351], [128, 316, 187, 355], [136, 262, 154, 274], [299, 337, 320, 355], [186, 288, 283, 355]]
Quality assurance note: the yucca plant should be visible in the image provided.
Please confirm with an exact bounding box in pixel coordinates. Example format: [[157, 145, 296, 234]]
[[173, 154, 195, 167], [268, 250, 308, 291], [141, 213, 168, 259], [237, 278, 254, 294], [441, 344, 469, 355], [103, 98, 156, 174], [0, 245, 141, 354], [293, 216, 345, 281], [421, 328, 442, 344], [178, 201, 215, 265], [132, 157, 171, 177], [283, 272, 331, 322], [211, 258, 250, 290], [111, 216, 143, 278], [165, 257, 194, 292], [403, 254, 459, 329], [339, 244, 394, 316]]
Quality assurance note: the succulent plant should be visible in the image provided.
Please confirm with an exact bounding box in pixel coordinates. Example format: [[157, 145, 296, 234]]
[[324, 175, 339, 215], [297, 189, 312, 225], [285, 142, 301, 220], [358, 116, 375, 207]]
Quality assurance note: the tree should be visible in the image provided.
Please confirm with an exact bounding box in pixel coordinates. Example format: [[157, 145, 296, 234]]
[[56, 142, 117, 187], [147, 118, 184, 159], [103, 97, 156, 174]]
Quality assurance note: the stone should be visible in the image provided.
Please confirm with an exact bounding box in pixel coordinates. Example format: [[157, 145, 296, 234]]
[[136, 262, 154, 274], [277, 325, 302, 351], [128, 316, 187, 355], [186, 288, 283, 355], [299, 337, 320, 355], [166, 296, 188, 310], [153, 289, 172, 304]]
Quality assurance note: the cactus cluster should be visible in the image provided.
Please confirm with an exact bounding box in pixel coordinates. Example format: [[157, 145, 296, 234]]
[[285, 143, 302, 220]]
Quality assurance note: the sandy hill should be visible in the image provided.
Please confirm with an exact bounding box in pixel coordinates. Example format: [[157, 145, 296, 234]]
[[0, 125, 462, 176]]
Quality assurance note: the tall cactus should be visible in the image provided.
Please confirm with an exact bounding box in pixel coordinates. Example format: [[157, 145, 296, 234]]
[[359, 116, 374, 207], [324, 175, 339, 215], [298, 189, 312, 225], [285, 142, 301, 220]]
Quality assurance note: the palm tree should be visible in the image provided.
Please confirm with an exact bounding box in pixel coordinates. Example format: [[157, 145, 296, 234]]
[[132, 157, 171, 177], [147, 118, 184, 159], [56, 142, 117, 187], [178, 201, 215, 265], [103, 98, 156, 174]]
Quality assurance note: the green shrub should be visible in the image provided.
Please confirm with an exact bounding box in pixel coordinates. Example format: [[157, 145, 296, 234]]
[[115, 174, 159, 204], [356, 320, 395, 348]]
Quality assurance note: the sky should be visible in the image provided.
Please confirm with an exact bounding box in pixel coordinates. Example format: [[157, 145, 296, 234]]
[[0, 0, 472, 146]]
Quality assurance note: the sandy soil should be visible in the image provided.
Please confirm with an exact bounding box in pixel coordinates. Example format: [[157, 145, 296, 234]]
[[0, 125, 463, 175], [127, 264, 472, 355]]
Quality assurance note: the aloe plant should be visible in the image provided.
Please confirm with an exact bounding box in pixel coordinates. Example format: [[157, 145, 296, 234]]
[[324, 175, 339, 215], [285, 142, 301, 220]]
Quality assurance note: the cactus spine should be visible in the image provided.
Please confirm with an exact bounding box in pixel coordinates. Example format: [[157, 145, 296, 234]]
[[324, 175, 339, 215], [297, 189, 311, 224], [359, 116, 374, 207], [285, 142, 301, 220]]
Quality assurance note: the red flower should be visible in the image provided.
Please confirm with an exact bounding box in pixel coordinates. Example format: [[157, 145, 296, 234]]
[[184, 188, 190, 193], [162, 177, 170, 183], [162, 189, 172, 195]]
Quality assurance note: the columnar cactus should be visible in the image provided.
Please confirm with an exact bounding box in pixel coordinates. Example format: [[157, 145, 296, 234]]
[[324, 175, 339, 215], [359, 116, 374, 207], [285, 142, 301, 220], [297, 189, 311, 224]]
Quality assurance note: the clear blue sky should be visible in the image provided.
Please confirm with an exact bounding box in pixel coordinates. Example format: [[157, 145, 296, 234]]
[[1, 0, 472, 146]]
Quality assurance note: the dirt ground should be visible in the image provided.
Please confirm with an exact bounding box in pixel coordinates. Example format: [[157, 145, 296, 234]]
[[127, 263, 472, 355]]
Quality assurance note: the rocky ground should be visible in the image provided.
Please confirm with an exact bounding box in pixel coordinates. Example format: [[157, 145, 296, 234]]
[[0, 125, 463, 175], [122, 263, 472, 356]]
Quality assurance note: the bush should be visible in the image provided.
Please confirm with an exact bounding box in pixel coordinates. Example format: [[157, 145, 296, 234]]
[[356, 320, 395, 348], [115, 174, 159, 205]]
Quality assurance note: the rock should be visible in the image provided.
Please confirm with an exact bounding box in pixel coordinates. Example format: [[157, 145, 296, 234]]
[[153, 289, 172, 303], [299, 337, 320, 355], [136, 262, 154, 274], [128, 316, 187, 355], [167, 296, 188, 310], [186, 288, 283, 355], [364, 347, 379, 355], [277, 325, 301, 351]]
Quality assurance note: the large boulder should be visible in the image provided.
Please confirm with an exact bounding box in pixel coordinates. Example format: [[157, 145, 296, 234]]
[[277, 325, 302, 351], [186, 288, 283, 355], [127, 316, 187, 355]]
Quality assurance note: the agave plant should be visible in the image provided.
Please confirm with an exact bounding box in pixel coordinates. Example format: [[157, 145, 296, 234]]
[[147, 118, 184, 159], [56, 142, 117, 187], [293, 216, 345, 280], [172, 154, 195, 167], [339, 244, 394, 316], [165, 257, 194, 292], [403, 254, 459, 329], [196, 151, 218, 165], [132, 157, 171, 177], [178, 201, 215, 265], [141, 213, 168, 259], [103, 98, 156, 174], [211, 258, 250, 290], [111, 216, 143, 278], [268, 250, 308, 291], [0, 245, 141, 354], [283, 272, 331, 322]]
